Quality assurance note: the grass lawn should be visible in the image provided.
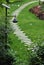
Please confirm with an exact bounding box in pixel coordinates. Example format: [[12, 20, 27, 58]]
[[18, 2, 44, 44], [9, 32, 29, 65]]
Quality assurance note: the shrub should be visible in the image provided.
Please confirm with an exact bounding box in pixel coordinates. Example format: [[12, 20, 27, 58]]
[[0, 49, 16, 65], [0, 22, 16, 65], [29, 44, 44, 65]]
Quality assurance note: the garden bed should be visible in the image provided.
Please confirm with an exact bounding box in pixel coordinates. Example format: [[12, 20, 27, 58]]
[[29, 6, 44, 20]]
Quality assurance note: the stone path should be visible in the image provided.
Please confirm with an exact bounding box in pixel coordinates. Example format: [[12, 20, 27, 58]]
[[10, 1, 38, 46]]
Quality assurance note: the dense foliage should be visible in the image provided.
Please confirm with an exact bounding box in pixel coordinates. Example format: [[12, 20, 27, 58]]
[[0, 19, 16, 65], [0, 0, 44, 65], [0, 0, 16, 65], [29, 44, 44, 65]]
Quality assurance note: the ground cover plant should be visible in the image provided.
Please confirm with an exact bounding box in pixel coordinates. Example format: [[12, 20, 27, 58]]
[[18, 2, 44, 44]]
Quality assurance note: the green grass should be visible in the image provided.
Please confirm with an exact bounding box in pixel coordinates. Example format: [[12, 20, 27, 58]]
[[9, 32, 29, 65], [18, 2, 44, 44]]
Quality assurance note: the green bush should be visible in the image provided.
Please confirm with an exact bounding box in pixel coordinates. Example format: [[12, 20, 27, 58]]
[[29, 44, 44, 65], [0, 20, 16, 65], [0, 47, 16, 65]]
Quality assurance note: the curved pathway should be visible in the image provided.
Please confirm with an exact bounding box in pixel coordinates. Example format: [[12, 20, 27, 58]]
[[10, 1, 38, 46]]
